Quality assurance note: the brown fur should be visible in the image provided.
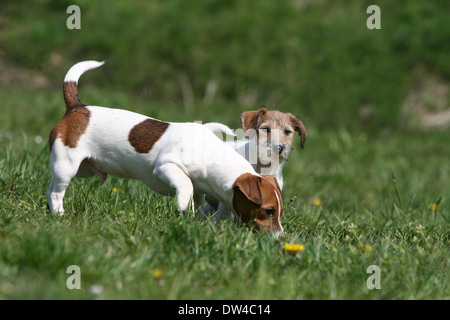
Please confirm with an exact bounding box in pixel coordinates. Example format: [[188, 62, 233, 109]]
[[48, 107, 91, 151], [232, 173, 283, 233], [48, 79, 90, 151], [241, 108, 268, 134], [128, 118, 170, 154], [63, 81, 83, 110], [241, 107, 307, 150]]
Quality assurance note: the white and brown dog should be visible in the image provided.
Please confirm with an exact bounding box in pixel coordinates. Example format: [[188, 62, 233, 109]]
[[47, 61, 284, 234], [204, 109, 306, 217], [234, 108, 307, 190]]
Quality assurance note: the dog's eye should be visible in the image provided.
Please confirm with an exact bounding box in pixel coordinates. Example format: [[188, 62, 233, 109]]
[[263, 208, 275, 217], [261, 127, 271, 134], [284, 129, 292, 136]]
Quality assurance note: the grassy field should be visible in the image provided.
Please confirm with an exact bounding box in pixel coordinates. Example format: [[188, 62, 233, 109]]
[[0, 87, 448, 299], [0, 0, 449, 299]]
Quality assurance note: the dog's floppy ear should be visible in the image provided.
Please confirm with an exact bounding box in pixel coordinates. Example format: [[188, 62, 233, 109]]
[[288, 113, 307, 149], [261, 174, 281, 193], [233, 174, 263, 207], [240, 108, 268, 133]]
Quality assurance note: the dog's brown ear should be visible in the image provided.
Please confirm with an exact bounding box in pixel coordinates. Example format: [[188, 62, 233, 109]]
[[261, 174, 281, 193], [240, 108, 268, 133], [288, 113, 307, 149], [233, 174, 263, 207]]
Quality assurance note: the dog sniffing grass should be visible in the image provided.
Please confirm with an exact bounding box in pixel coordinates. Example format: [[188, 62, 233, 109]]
[[0, 0, 448, 299], [0, 126, 448, 299]]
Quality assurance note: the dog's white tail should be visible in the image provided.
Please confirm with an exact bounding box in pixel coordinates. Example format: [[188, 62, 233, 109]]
[[64, 60, 105, 83], [204, 122, 236, 137], [63, 60, 104, 110]]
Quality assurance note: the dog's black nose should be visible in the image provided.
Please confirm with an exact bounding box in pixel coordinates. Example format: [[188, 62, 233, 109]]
[[278, 145, 284, 154]]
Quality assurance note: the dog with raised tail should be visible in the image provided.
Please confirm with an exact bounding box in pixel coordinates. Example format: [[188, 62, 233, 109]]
[[47, 61, 284, 235]]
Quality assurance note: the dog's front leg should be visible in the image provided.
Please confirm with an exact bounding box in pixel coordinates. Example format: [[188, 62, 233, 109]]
[[212, 202, 234, 222], [154, 163, 194, 213], [193, 194, 205, 212]]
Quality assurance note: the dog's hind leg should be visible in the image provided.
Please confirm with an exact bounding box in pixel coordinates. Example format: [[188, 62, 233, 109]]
[[46, 151, 83, 215], [154, 163, 194, 213]]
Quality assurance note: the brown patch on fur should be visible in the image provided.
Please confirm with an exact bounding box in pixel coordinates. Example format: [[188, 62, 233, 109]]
[[49, 107, 91, 151], [128, 118, 169, 153], [232, 173, 283, 233], [261, 174, 282, 192], [241, 108, 267, 134], [63, 81, 83, 110]]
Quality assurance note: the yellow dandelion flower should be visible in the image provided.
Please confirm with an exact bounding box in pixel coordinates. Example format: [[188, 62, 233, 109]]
[[284, 242, 305, 252], [153, 269, 163, 278], [113, 188, 125, 194], [428, 203, 437, 211], [313, 198, 322, 206], [362, 245, 373, 253]]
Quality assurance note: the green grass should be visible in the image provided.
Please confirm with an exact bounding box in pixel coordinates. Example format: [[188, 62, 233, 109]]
[[0, 147, 448, 299], [0, 0, 449, 300], [0, 101, 448, 299]]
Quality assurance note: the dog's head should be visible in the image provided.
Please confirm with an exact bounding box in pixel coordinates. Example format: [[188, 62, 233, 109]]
[[240, 108, 307, 164], [232, 173, 284, 235]]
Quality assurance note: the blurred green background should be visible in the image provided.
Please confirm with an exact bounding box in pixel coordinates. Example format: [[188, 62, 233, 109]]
[[1, 0, 448, 129], [0, 0, 449, 300]]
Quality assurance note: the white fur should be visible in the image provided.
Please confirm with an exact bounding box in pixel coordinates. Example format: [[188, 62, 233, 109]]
[[207, 128, 285, 189], [203, 122, 236, 137], [47, 60, 284, 235], [49, 62, 259, 216], [64, 60, 104, 83], [47, 108, 257, 215], [228, 137, 284, 189]]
